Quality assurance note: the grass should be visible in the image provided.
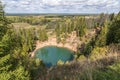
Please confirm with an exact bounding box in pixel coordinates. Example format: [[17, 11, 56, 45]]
[[33, 44, 120, 80]]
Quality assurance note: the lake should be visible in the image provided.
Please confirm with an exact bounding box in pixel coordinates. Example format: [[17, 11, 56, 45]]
[[35, 46, 74, 67]]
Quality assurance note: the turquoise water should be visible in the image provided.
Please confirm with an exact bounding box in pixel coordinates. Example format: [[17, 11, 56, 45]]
[[35, 46, 74, 67]]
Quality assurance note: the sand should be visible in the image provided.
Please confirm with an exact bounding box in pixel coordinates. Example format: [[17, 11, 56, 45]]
[[31, 32, 79, 57], [30, 30, 95, 58]]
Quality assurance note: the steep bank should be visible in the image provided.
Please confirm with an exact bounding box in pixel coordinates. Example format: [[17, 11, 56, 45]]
[[31, 30, 95, 57]]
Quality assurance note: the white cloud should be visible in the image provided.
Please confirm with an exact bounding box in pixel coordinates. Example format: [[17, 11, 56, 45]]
[[42, 0, 61, 6], [1, 0, 120, 13]]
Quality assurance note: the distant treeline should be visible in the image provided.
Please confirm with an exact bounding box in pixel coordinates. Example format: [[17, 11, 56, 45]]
[[5, 13, 101, 16]]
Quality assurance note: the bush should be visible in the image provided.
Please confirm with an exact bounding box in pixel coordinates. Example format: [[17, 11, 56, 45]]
[[77, 55, 86, 61], [90, 47, 107, 60], [57, 60, 64, 65], [93, 62, 120, 80], [107, 12, 120, 44]]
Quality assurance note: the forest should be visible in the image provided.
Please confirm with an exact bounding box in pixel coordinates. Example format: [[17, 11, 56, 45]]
[[0, 1, 120, 80]]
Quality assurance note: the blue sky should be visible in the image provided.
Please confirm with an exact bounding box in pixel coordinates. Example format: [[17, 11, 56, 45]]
[[2, 0, 120, 13]]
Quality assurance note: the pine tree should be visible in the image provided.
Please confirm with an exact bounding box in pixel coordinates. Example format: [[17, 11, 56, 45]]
[[75, 17, 87, 38], [0, 2, 13, 79], [38, 28, 48, 41], [95, 21, 108, 47], [0, 1, 8, 40], [107, 12, 120, 44], [109, 13, 114, 21], [0, 1, 30, 79], [0, 0, 12, 73]]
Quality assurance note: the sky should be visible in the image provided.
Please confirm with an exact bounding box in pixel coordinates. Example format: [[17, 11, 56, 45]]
[[1, 0, 120, 14]]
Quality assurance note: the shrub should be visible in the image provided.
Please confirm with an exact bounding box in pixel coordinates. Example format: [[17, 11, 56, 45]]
[[90, 47, 107, 60], [57, 60, 64, 65]]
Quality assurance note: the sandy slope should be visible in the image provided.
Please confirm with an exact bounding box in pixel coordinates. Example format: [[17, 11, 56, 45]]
[[31, 30, 95, 57]]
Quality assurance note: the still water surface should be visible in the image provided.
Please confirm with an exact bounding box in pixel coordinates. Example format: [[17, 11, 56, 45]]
[[35, 46, 74, 67]]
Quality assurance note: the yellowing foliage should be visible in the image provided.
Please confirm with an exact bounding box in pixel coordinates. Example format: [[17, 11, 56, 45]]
[[90, 47, 107, 60]]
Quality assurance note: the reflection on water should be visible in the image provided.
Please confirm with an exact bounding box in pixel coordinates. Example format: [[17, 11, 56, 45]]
[[35, 46, 74, 67]]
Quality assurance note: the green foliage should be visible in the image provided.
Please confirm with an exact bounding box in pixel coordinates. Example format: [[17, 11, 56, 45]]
[[0, 1, 9, 40], [0, 65, 30, 80], [11, 65, 30, 80], [93, 62, 120, 80], [83, 21, 108, 56], [1, 2, 120, 79], [77, 55, 86, 61], [55, 17, 87, 43], [35, 59, 43, 67], [107, 12, 120, 44], [75, 17, 87, 38], [0, 54, 12, 72], [109, 13, 114, 21], [0, 2, 31, 80], [7, 16, 51, 26], [29, 59, 46, 80], [95, 22, 108, 47], [0, 2, 13, 76], [83, 38, 95, 56], [0, 72, 11, 80], [90, 47, 107, 60], [83, 42, 93, 56], [55, 22, 63, 43], [57, 60, 64, 65], [38, 28, 48, 41]]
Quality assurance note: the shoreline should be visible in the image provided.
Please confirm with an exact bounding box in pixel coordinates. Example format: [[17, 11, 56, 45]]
[[30, 39, 78, 58], [30, 30, 95, 58], [30, 32, 79, 57]]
